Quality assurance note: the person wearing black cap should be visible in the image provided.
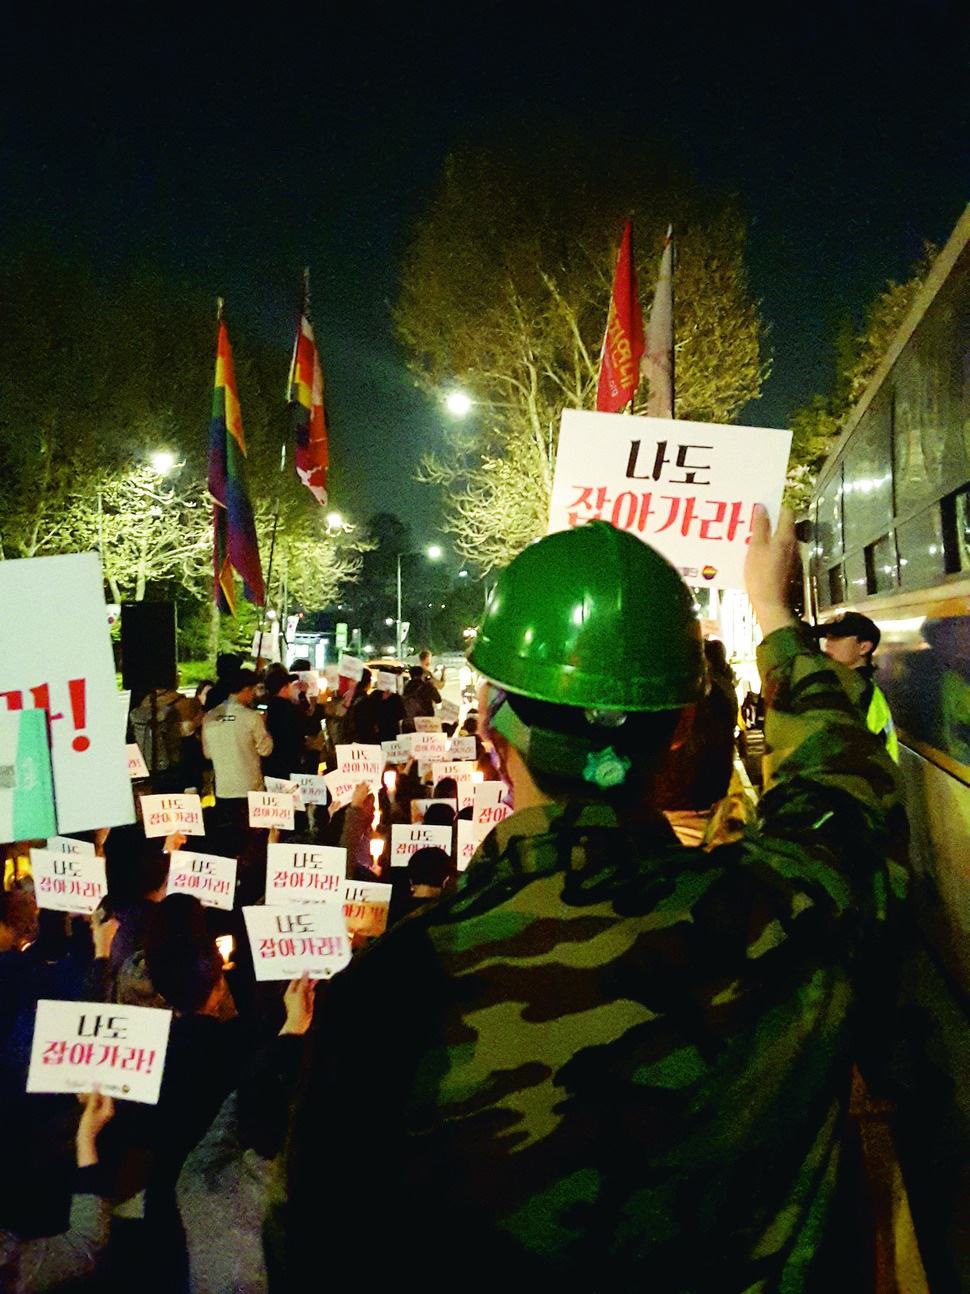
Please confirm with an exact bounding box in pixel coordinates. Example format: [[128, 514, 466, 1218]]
[[262, 669, 307, 781], [821, 612, 899, 760]]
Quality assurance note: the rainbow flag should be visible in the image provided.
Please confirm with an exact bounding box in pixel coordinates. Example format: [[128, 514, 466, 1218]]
[[288, 281, 328, 505], [208, 317, 265, 613]]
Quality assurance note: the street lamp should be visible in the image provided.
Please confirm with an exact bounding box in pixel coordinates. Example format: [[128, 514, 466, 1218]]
[[444, 390, 473, 416], [397, 545, 443, 659], [148, 450, 176, 476]]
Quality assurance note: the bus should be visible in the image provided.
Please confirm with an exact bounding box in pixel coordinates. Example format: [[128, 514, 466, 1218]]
[[806, 203, 970, 1287]]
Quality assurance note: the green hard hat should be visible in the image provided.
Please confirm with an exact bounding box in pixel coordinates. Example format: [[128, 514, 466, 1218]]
[[469, 522, 704, 711]]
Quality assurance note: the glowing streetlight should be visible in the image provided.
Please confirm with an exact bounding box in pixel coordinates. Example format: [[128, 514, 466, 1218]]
[[326, 511, 344, 530], [445, 390, 473, 416], [427, 544, 443, 560], [149, 450, 176, 476]]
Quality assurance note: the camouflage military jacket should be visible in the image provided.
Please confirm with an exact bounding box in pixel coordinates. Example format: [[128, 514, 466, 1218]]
[[270, 625, 901, 1293]]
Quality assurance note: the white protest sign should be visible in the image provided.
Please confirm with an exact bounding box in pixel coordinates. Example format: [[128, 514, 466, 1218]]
[[390, 823, 453, 866], [411, 732, 448, 762], [457, 818, 479, 871], [473, 782, 512, 833], [382, 736, 412, 763], [548, 410, 792, 590], [376, 671, 398, 693], [247, 792, 295, 831], [265, 843, 346, 905], [413, 716, 443, 733], [264, 776, 304, 809], [242, 904, 351, 981], [412, 798, 458, 822], [46, 836, 96, 857], [167, 851, 237, 911], [323, 769, 380, 810], [126, 743, 149, 779], [296, 669, 320, 698], [431, 760, 475, 809], [335, 744, 385, 781], [343, 880, 392, 938], [291, 772, 329, 805], [30, 848, 107, 914], [140, 793, 205, 838], [336, 654, 365, 702], [439, 698, 460, 726], [448, 736, 476, 761], [27, 1000, 172, 1105], [0, 553, 134, 833]]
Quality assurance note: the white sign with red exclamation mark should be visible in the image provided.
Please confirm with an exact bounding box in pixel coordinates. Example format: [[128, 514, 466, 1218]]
[[0, 552, 135, 833]]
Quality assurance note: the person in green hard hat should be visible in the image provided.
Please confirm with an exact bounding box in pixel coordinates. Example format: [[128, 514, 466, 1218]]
[[268, 511, 902, 1293]]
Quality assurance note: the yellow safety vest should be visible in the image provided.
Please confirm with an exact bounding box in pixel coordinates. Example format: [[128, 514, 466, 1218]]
[[867, 684, 899, 763]]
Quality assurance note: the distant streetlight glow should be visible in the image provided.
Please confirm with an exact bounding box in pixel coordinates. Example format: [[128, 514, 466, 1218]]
[[326, 512, 344, 530], [427, 544, 443, 560], [445, 390, 473, 416], [149, 451, 176, 476]]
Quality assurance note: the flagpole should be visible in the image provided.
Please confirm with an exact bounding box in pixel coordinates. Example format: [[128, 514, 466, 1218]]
[[670, 230, 676, 420]]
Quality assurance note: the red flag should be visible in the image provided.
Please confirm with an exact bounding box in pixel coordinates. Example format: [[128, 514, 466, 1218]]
[[288, 279, 328, 506], [642, 226, 674, 418], [596, 221, 645, 412]]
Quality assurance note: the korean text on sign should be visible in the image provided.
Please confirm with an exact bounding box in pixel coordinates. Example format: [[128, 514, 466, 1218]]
[[265, 843, 347, 906], [141, 793, 205, 838], [390, 824, 453, 867], [247, 792, 295, 831], [167, 851, 237, 911], [27, 1000, 172, 1105], [30, 849, 107, 915], [343, 880, 392, 939], [242, 905, 351, 981], [335, 744, 385, 781], [547, 410, 791, 590]]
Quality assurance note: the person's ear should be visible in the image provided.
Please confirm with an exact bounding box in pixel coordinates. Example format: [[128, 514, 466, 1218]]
[[858, 639, 875, 657], [670, 705, 696, 751]]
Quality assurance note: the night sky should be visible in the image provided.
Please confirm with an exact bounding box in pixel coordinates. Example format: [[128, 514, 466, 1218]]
[[2, 1, 967, 537]]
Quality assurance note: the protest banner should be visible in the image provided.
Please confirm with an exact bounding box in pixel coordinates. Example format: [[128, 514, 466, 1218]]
[[296, 669, 320, 698], [381, 736, 412, 763], [431, 760, 475, 809], [323, 769, 380, 810], [242, 904, 351, 981], [411, 732, 448, 762], [548, 409, 791, 590], [457, 818, 479, 871], [126, 743, 149, 779], [265, 843, 346, 905], [342, 880, 392, 938], [46, 836, 96, 857], [167, 850, 237, 911], [140, 793, 204, 838], [447, 736, 476, 761], [291, 772, 329, 805], [247, 792, 295, 831], [0, 711, 57, 842], [264, 776, 304, 809], [27, 1000, 172, 1104], [390, 823, 453, 866], [30, 848, 107, 914], [413, 716, 443, 734], [335, 744, 385, 781], [0, 552, 134, 833], [376, 670, 399, 693]]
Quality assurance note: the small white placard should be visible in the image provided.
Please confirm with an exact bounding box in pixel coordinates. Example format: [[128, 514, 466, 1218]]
[[265, 843, 346, 905], [439, 699, 460, 725], [431, 760, 475, 809], [457, 818, 479, 872], [27, 1000, 172, 1104], [335, 744, 385, 781], [30, 849, 107, 914], [413, 716, 443, 733], [411, 732, 448, 762], [336, 653, 365, 683], [447, 736, 476, 761], [46, 836, 96, 857], [247, 792, 295, 830], [291, 772, 329, 805], [126, 743, 149, 779], [264, 776, 304, 809], [381, 736, 412, 763], [473, 782, 512, 831], [390, 823, 453, 866], [376, 671, 398, 693], [167, 851, 237, 911], [343, 879, 392, 938], [323, 770, 380, 810], [140, 793, 204, 838], [242, 904, 351, 981]]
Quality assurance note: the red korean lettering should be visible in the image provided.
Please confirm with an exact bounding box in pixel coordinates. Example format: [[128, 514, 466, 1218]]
[[42, 1041, 67, 1065]]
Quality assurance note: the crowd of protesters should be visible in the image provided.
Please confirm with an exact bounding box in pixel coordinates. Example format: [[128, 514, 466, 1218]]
[[0, 509, 910, 1292]]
